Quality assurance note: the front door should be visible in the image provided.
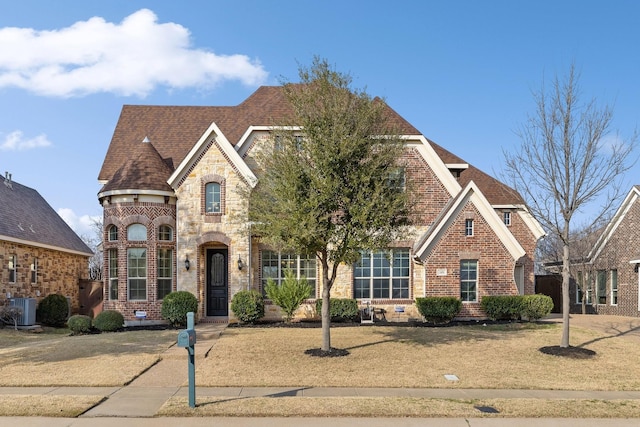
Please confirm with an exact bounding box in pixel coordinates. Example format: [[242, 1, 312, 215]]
[[207, 249, 228, 316]]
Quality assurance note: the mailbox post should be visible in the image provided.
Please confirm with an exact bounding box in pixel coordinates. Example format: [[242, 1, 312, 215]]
[[177, 312, 197, 408]]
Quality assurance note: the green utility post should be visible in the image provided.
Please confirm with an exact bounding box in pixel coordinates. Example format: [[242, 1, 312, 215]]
[[177, 311, 197, 408]]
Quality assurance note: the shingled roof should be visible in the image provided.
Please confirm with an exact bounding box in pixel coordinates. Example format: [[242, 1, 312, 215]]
[[99, 137, 174, 194], [0, 176, 93, 256], [99, 85, 523, 205]]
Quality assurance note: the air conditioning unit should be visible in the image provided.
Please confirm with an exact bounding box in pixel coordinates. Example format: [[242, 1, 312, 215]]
[[9, 298, 37, 326]]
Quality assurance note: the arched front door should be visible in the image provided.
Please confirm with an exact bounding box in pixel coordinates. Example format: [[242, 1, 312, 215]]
[[207, 248, 228, 316]]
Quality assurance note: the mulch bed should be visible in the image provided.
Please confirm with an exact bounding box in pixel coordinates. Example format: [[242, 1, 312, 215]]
[[304, 347, 350, 357], [539, 345, 596, 359]]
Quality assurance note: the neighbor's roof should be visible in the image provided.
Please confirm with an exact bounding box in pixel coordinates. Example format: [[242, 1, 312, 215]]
[[0, 177, 93, 256]]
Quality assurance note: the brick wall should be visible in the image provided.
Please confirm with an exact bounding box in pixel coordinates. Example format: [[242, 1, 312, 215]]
[[572, 199, 640, 317], [102, 201, 176, 322]]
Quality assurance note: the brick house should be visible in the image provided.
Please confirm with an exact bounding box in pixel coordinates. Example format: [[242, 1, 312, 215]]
[[570, 185, 640, 316], [0, 173, 93, 313], [97, 86, 544, 324]]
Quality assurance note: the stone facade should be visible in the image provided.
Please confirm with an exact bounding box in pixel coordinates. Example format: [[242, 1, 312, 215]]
[[0, 241, 88, 314]]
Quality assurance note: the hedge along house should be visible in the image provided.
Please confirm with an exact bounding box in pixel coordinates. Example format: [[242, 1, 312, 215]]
[[97, 86, 544, 325], [570, 185, 640, 317], [0, 172, 93, 314]]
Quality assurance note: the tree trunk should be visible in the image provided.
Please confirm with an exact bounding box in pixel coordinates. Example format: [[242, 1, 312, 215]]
[[321, 258, 332, 352], [561, 229, 571, 348]]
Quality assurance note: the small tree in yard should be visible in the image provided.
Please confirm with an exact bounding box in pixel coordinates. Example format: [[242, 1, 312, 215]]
[[265, 269, 313, 322], [247, 57, 410, 353], [504, 64, 637, 348]]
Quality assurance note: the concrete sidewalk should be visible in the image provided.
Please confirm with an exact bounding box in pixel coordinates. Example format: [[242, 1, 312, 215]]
[[3, 317, 640, 425]]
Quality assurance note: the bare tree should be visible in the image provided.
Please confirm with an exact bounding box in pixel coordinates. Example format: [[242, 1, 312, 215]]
[[81, 217, 104, 281], [504, 64, 637, 348]]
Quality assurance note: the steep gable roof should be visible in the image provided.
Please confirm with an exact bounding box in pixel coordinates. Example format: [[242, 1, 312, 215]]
[[0, 176, 93, 256], [428, 139, 524, 206], [414, 181, 526, 262]]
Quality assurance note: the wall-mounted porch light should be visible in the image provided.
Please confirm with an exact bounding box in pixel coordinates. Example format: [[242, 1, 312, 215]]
[[185, 256, 190, 271], [237, 255, 243, 271]]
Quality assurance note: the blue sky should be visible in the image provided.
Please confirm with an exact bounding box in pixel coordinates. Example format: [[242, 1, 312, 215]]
[[1, 0, 638, 237]]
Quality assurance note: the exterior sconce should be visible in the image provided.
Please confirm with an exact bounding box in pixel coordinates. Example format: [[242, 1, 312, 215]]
[[237, 255, 243, 271], [185, 256, 190, 271]]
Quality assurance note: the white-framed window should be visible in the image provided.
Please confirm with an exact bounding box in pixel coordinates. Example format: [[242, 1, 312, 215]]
[[127, 224, 147, 241], [157, 248, 173, 300], [108, 225, 118, 241], [354, 249, 410, 299], [596, 270, 606, 304], [108, 248, 118, 300], [576, 271, 592, 304], [158, 225, 173, 241], [8, 254, 16, 283], [30, 258, 38, 284], [127, 248, 147, 300], [503, 211, 511, 226], [387, 167, 406, 192], [205, 182, 221, 213], [610, 269, 618, 306], [261, 250, 316, 297], [465, 219, 474, 236], [460, 259, 478, 302]]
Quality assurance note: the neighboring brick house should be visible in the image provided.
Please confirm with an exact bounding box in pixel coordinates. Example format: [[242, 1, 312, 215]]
[[97, 85, 544, 324], [0, 173, 93, 313], [570, 186, 640, 317]]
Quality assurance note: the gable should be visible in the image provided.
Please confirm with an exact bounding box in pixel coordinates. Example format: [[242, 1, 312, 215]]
[[414, 181, 526, 262], [0, 177, 92, 256], [588, 185, 640, 262]]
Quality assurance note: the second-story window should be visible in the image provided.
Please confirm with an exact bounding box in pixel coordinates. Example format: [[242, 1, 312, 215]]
[[465, 219, 474, 236], [205, 182, 221, 213], [127, 224, 147, 241]]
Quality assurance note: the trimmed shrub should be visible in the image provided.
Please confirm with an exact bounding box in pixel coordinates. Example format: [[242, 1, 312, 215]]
[[415, 297, 462, 324], [231, 290, 265, 324], [265, 269, 313, 322], [67, 315, 92, 335], [521, 294, 554, 321], [315, 298, 359, 322], [161, 291, 198, 328], [93, 310, 124, 332], [480, 295, 523, 321], [37, 294, 69, 327]]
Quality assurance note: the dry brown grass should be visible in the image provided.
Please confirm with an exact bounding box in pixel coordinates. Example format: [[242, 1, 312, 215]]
[[200, 323, 640, 390], [0, 395, 104, 417], [158, 396, 640, 418], [0, 329, 177, 386]]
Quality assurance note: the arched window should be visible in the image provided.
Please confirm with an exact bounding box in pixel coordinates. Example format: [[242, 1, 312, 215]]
[[127, 223, 147, 241], [108, 225, 118, 241], [205, 182, 221, 213], [158, 225, 173, 241]]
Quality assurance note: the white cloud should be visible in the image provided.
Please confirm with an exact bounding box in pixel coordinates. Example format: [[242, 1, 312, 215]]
[[0, 9, 268, 97], [0, 130, 52, 151], [57, 208, 100, 238]]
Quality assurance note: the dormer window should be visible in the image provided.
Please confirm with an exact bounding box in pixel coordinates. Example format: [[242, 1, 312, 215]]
[[503, 212, 511, 226]]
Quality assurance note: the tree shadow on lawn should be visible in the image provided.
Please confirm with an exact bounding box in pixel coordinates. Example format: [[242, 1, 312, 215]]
[[237, 319, 552, 356], [0, 329, 177, 365]]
